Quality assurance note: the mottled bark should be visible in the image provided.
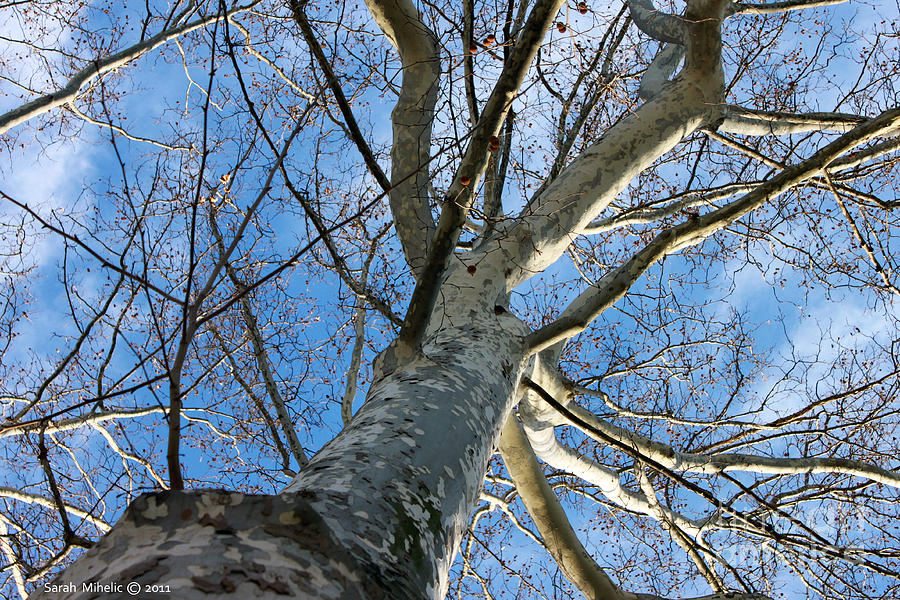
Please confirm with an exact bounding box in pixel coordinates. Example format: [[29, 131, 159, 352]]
[[30, 287, 530, 600], [362, 0, 440, 278], [19, 0, 898, 597]]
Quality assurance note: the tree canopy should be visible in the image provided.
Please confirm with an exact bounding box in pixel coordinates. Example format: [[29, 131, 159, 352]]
[[1, 0, 899, 598]]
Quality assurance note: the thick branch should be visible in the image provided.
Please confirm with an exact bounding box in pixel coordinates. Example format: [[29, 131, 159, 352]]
[[717, 106, 865, 136], [638, 43, 684, 101], [535, 377, 900, 488], [395, 0, 566, 351], [499, 416, 624, 600], [474, 0, 728, 291], [527, 106, 900, 352], [507, 386, 768, 600], [731, 0, 848, 15], [362, 0, 440, 276], [626, 0, 685, 44], [519, 385, 713, 538], [0, 517, 26, 599]]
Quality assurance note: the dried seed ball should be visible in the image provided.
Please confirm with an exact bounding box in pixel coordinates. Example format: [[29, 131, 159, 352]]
[[469, 43, 478, 54], [484, 34, 496, 45], [460, 176, 471, 186], [556, 22, 567, 33], [577, 2, 588, 14], [467, 265, 477, 274], [488, 135, 500, 152]]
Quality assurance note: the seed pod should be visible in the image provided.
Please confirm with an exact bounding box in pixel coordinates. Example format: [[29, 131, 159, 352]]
[[488, 135, 500, 152], [577, 2, 588, 14], [460, 176, 471, 186], [556, 22, 567, 33], [484, 34, 496, 46], [467, 265, 477, 275]]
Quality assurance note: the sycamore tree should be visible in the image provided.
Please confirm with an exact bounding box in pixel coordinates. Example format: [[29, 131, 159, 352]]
[[1, 0, 899, 597]]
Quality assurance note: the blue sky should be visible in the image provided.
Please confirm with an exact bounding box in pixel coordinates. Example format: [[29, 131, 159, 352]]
[[1, 0, 899, 598]]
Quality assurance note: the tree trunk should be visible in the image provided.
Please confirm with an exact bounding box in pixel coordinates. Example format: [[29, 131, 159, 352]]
[[30, 298, 529, 600]]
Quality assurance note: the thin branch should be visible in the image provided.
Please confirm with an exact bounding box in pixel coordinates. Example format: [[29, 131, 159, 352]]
[[0, 192, 183, 306], [0, 488, 110, 531], [91, 423, 169, 489], [0, 407, 164, 440], [227, 17, 315, 100], [823, 169, 900, 294], [288, 1, 392, 194], [341, 243, 377, 426], [0, 1, 258, 135], [581, 182, 761, 235], [64, 102, 191, 150], [208, 206, 309, 468], [36, 431, 93, 549], [211, 326, 295, 475], [635, 465, 726, 593]]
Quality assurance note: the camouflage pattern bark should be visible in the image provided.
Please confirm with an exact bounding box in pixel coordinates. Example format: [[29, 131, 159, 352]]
[[30, 293, 530, 600]]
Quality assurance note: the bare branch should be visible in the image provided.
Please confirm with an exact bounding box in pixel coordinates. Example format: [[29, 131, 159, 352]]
[[227, 17, 315, 100], [395, 0, 567, 352], [0, 488, 110, 531], [208, 208, 309, 469], [0, 2, 259, 135], [626, 0, 685, 44], [341, 243, 377, 427], [64, 103, 191, 150], [0, 517, 26, 600], [717, 106, 865, 136], [731, 0, 849, 15], [289, 2, 392, 197], [36, 432, 93, 549], [638, 43, 685, 101], [540, 378, 900, 488], [354, 0, 441, 277], [0, 192, 183, 306], [518, 355, 716, 539], [527, 106, 900, 352], [581, 182, 761, 235], [0, 407, 164, 440], [499, 416, 624, 600], [635, 465, 725, 593]]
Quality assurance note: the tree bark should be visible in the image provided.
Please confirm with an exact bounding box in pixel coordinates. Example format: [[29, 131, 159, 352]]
[[29, 295, 529, 600]]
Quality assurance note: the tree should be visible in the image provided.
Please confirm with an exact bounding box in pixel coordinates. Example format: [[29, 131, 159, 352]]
[[1, 0, 899, 597]]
